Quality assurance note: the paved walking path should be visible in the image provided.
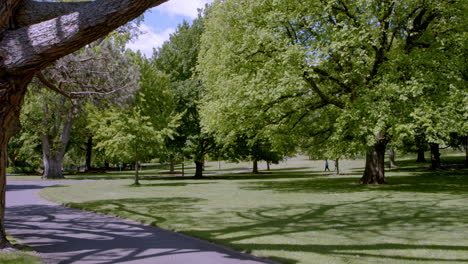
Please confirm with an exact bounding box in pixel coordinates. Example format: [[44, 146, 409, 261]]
[[6, 180, 276, 264]]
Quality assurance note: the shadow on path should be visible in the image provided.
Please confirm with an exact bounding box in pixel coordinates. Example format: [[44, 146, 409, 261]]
[[6, 181, 275, 264]]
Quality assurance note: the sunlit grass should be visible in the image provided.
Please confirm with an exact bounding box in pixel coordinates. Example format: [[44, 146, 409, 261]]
[[0, 235, 43, 264], [40, 154, 468, 264]]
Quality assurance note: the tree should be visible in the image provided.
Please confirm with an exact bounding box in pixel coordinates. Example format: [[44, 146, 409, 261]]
[[154, 15, 217, 178], [33, 40, 139, 179], [88, 106, 180, 185], [198, 0, 466, 184], [0, 0, 168, 248]]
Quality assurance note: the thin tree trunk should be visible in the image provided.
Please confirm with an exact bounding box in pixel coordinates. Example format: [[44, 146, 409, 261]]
[[430, 143, 441, 170], [335, 159, 340, 175], [0, 75, 32, 248], [194, 160, 203, 178], [360, 141, 387, 184], [388, 148, 396, 168], [266, 161, 270, 171], [169, 154, 175, 173], [252, 159, 259, 174], [85, 136, 93, 171], [134, 160, 140, 185]]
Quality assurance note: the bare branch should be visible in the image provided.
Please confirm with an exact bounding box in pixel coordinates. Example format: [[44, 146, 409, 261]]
[[70, 85, 130, 96], [36, 72, 71, 98], [14, 0, 92, 28], [0, 0, 168, 75]]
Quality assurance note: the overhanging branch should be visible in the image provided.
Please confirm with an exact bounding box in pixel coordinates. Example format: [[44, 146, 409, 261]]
[[14, 0, 93, 28], [1, 0, 168, 75]]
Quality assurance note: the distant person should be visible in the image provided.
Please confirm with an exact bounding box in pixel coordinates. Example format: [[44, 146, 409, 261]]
[[324, 160, 330, 171]]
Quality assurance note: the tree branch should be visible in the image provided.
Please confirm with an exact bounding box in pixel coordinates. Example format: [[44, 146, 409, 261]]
[[36, 72, 71, 98], [1, 0, 168, 75], [303, 73, 345, 109], [0, 0, 22, 29], [14, 0, 93, 28]]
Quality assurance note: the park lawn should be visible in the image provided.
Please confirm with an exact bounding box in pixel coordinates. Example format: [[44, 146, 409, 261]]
[[0, 235, 43, 264], [40, 155, 468, 264], [6, 159, 266, 181]]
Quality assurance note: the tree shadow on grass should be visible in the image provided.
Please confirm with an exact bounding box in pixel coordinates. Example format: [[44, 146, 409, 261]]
[[183, 197, 468, 263], [240, 167, 468, 195], [6, 198, 274, 264]]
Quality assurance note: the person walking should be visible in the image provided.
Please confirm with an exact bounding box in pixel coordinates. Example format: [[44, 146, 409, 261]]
[[324, 160, 330, 171]]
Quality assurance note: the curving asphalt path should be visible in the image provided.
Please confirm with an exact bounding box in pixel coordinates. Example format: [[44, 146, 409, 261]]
[[6, 180, 277, 264]]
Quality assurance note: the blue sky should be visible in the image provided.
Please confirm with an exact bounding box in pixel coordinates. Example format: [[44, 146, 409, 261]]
[[126, 0, 214, 57]]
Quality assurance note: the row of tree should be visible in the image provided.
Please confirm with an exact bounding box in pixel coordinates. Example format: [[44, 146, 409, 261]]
[[196, 0, 467, 184], [7, 12, 285, 184]]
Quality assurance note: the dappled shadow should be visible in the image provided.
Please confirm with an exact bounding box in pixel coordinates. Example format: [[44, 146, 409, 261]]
[[5, 203, 274, 264], [241, 167, 468, 195], [183, 196, 468, 263]]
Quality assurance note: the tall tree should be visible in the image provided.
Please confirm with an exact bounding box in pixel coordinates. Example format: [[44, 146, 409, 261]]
[[0, 0, 168, 248], [154, 15, 217, 178], [198, 0, 466, 184], [34, 40, 139, 179]]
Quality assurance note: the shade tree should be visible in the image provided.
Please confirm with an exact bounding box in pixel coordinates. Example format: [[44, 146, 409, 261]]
[[198, 0, 466, 184]]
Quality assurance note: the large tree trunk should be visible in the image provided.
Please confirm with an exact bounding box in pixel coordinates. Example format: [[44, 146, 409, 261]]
[[194, 160, 204, 178], [0, 75, 32, 247], [430, 143, 441, 170], [85, 136, 93, 171], [415, 136, 427, 163], [252, 159, 259, 174], [42, 151, 65, 179], [416, 148, 426, 163], [41, 117, 73, 179], [360, 141, 387, 184]]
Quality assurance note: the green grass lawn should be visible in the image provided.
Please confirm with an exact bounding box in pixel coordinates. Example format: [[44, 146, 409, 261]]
[[7, 159, 264, 181], [0, 235, 43, 264], [40, 155, 468, 264]]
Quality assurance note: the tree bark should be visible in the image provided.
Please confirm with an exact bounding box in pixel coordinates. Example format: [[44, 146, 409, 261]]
[[388, 148, 396, 168], [194, 160, 203, 178], [85, 136, 93, 171], [430, 143, 441, 170], [41, 115, 73, 179], [335, 158, 340, 175], [416, 148, 426, 163], [252, 159, 259, 174], [134, 160, 140, 185], [0, 75, 32, 247], [266, 161, 270, 171], [169, 154, 175, 173], [360, 141, 387, 184], [415, 136, 427, 163]]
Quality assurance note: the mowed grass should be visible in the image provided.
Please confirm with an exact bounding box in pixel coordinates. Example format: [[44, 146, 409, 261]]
[[7, 159, 264, 181], [0, 235, 43, 264], [40, 155, 468, 264]]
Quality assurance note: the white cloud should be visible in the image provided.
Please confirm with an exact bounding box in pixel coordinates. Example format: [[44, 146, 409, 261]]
[[126, 24, 175, 58], [157, 0, 214, 19]]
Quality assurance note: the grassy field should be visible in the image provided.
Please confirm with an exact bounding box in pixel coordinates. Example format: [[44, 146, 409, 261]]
[[7, 159, 263, 181], [40, 154, 468, 264]]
